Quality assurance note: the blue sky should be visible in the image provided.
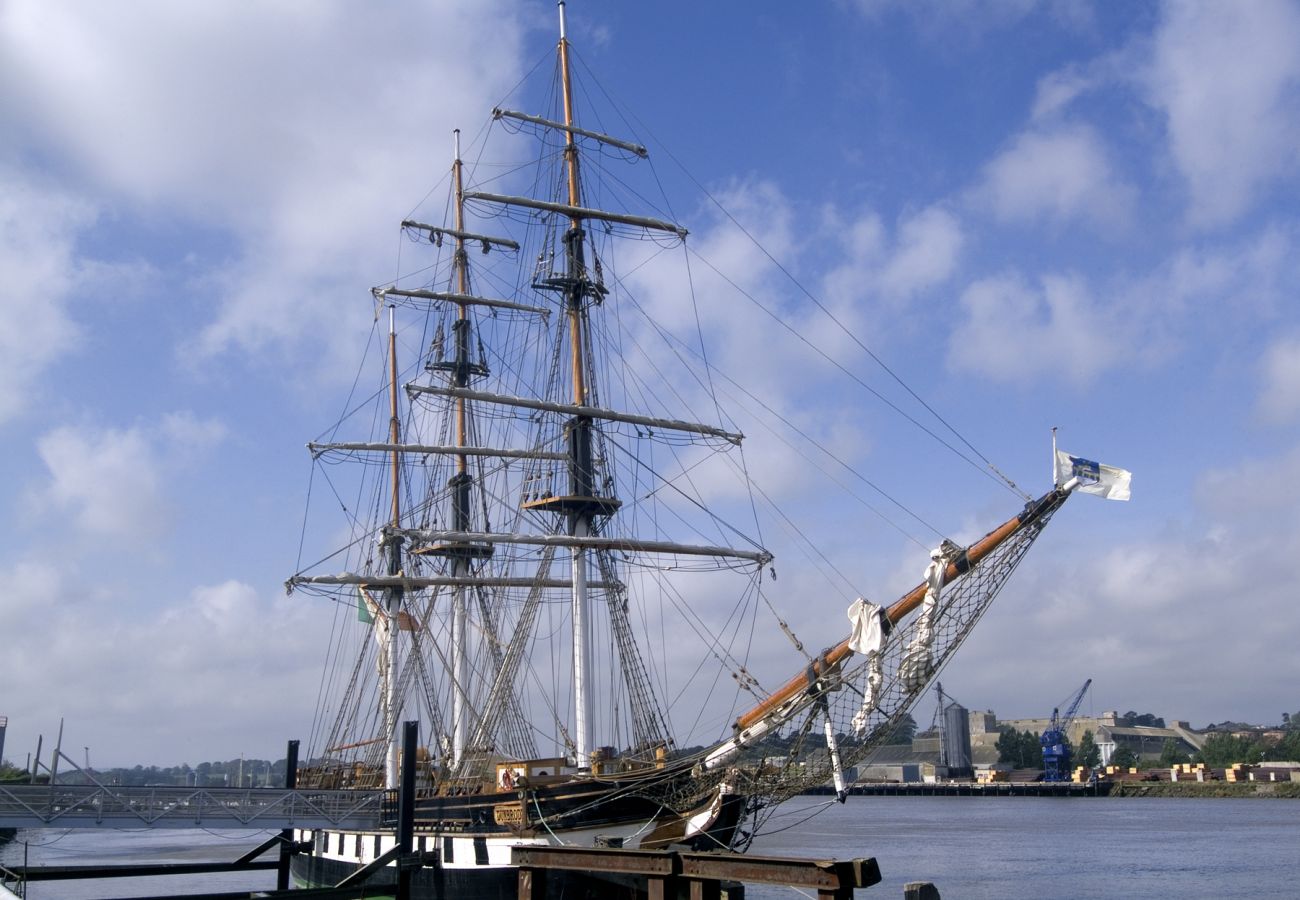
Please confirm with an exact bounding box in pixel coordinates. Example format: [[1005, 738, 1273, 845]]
[[3, 0, 1299, 767]]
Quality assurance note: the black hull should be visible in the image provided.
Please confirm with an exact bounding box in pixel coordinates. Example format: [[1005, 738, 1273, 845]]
[[289, 779, 750, 899], [292, 852, 514, 900]]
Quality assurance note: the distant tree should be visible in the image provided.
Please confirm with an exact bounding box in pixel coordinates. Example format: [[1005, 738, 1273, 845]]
[[1286, 711, 1300, 732], [1121, 711, 1166, 728], [1158, 738, 1189, 767], [1110, 746, 1138, 769], [882, 713, 918, 745], [1265, 730, 1300, 762], [1023, 731, 1043, 768], [0, 761, 29, 783], [996, 729, 1019, 765], [1197, 733, 1261, 767], [1077, 730, 1101, 769], [997, 729, 1041, 768]]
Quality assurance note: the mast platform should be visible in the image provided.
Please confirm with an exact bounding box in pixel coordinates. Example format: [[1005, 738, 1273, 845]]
[[521, 494, 621, 516]]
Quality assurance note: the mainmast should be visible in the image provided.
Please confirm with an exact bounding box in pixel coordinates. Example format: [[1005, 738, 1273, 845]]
[[449, 131, 472, 767], [557, 0, 596, 769], [383, 305, 403, 789]]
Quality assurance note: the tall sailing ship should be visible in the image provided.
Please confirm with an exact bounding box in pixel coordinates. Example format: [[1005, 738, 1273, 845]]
[[284, 4, 1116, 895]]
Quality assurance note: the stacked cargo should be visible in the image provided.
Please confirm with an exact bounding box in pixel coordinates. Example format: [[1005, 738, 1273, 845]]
[[1235, 764, 1300, 782], [1103, 765, 1145, 781]]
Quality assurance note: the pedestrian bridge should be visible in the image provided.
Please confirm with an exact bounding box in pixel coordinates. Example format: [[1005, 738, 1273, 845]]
[[0, 783, 386, 830]]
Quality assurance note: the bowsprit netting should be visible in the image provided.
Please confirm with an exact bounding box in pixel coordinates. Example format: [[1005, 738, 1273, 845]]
[[633, 489, 1068, 818]]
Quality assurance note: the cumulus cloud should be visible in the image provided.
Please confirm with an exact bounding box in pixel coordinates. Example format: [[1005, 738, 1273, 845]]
[[1257, 336, 1300, 424], [973, 123, 1133, 229], [944, 443, 1300, 725], [616, 184, 966, 508], [839, 0, 1092, 36], [0, 0, 527, 379], [1143, 0, 1300, 227], [32, 414, 226, 547], [822, 205, 964, 309], [0, 574, 331, 764], [0, 169, 91, 423], [948, 271, 1124, 385]]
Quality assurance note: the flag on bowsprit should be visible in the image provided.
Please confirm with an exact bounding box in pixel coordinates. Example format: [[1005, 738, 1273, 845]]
[[1055, 450, 1132, 500]]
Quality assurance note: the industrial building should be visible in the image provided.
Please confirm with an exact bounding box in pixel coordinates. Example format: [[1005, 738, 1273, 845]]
[[856, 706, 1207, 782]]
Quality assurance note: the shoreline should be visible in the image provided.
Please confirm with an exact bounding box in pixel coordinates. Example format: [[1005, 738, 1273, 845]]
[[806, 780, 1300, 799]]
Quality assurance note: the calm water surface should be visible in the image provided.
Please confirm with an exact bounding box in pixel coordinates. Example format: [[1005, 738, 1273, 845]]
[[1, 826, 277, 897], [747, 795, 1300, 898], [4, 796, 1298, 898]]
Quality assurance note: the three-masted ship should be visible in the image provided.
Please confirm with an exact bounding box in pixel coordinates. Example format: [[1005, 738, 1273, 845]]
[[283, 4, 1097, 896]]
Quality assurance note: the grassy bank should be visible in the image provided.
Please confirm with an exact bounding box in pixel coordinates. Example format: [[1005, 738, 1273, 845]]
[[1109, 780, 1300, 798]]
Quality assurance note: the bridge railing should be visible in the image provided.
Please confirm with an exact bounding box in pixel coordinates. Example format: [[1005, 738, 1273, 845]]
[[0, 783, 386, 830]]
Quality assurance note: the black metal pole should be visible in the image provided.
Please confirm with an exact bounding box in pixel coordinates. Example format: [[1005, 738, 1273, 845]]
[[397, 721, 418, 900], [277, 739, 300, 891]]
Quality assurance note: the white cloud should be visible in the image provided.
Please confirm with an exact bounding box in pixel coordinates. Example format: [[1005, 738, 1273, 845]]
[[0, 0, 527, 379], [943, 444, 1300, 727], [948, 271, 1124, 385], [617, 185, 966, 509], [1031, 65, 1104, 122], [0, 167, 90, 423], [0, 558, 67, 618], [36, 425, 163, 542], [974, 123, 1133, 229], [1196, 444, 1300, 519], [839, 0, 1092, 36], [1258, 335, 1300, 424], [33, 414, 226, 547], [0, 574, 332, 764], [817, 203, 964, 348], [1144, 0, 1300, 227], [874, 206, 965, 303]]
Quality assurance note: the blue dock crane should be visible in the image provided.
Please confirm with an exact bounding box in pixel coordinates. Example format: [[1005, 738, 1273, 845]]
[[1040, 678, 1092, 782]]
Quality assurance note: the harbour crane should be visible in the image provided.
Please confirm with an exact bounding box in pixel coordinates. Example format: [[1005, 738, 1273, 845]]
[[1040, 678, 1092, 782]]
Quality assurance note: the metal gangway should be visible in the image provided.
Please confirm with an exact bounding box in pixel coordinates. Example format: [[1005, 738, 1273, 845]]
[[0, 782, 385, 830]]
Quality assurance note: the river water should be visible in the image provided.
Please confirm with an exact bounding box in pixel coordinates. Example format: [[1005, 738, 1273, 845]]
[[4, 795, 1298, 898], [746, 795, 1300, 898]]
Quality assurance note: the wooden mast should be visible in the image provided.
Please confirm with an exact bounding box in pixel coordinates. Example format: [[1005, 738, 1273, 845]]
[[384, 305, 403, 789], [557, 0, 594, 769], [449, 129, 471, 766]]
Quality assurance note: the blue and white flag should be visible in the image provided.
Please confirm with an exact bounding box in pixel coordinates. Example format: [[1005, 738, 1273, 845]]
[[1055, 450, 1131, 501]]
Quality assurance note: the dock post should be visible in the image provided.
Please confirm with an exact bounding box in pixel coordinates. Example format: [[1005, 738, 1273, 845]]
[[904, 882, 941, 899], [277, 739, 299, 890], [396, 720, 418, 900]]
